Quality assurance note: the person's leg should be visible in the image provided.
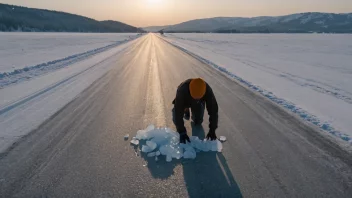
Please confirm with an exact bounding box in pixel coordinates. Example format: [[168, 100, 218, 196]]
[[191, 101, 205, 125]]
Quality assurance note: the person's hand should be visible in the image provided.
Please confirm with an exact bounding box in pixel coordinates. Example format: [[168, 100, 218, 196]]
[[206, 129, 217, 141], [179, 132, 190, 144]]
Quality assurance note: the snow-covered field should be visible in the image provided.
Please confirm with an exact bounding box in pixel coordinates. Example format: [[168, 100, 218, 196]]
[[0, 33, 141, 88], [0, 33, 142, 152], [163, 33, 352, 143], [0, 33, 138, 73]]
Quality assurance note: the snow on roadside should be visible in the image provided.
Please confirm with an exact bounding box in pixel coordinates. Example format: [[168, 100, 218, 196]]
[[0, 33, 140, 73], [0, 33, 142, 88], [0, 36, 143, 153], [162, 33, 352, 144]]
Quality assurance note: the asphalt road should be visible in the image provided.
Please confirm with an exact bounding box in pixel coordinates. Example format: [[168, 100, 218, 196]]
[[0, 34, 351, 198]]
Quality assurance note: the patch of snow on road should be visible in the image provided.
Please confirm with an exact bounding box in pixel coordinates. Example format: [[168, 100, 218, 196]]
[[162, 33, 352, 144], [133, 125, 223, 162]]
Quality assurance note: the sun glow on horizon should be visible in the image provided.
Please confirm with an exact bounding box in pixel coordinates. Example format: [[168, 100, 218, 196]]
[[145, 0, 166, 12], [147, 0, 162, 5], [1, 0, 352, 27]]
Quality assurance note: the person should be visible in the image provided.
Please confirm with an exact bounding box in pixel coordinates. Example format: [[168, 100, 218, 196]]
[[172, 78, 219, 144]]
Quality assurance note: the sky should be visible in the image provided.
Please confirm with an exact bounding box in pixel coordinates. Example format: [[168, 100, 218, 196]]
[[1, 0, 351, 27]]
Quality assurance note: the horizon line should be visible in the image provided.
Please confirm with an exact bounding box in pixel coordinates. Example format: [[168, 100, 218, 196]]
[[2, 2, 351, 28]]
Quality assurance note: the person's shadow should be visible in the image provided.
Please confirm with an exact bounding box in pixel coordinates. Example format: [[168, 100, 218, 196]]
[[182, 123, 242, 198], [136, 110, 242, 197]]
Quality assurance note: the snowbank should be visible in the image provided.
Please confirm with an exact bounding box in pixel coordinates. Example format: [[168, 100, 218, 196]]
[[162, 33, 352, 143]]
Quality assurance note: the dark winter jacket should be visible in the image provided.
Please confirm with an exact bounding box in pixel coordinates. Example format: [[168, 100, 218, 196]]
[[173, 79, 218, 133]]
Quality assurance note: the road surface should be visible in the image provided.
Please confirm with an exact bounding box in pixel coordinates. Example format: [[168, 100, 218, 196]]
[[0, 34, 351, 198]]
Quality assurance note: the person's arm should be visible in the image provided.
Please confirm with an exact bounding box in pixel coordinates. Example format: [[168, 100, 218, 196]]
[[174, 89, 187, 133], [205, 85, 218, 134]]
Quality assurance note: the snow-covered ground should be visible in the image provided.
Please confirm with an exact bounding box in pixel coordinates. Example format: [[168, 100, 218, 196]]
[[0, 33, 143, 152], [0, 33, 138, 73], [0, 33, 141, 88], [163, 33, 352, 143]]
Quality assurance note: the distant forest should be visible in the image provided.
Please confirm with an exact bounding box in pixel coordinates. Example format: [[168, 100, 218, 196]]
[[0, 3, 144, 33]]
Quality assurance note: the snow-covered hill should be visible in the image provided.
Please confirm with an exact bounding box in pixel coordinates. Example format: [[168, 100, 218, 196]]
[[147, 13, 352, 33], [143, 25, 169, 32], [0, 3, 143, 33]]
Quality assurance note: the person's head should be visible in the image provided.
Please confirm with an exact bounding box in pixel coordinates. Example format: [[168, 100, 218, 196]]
[[189, 78, 206, 100]]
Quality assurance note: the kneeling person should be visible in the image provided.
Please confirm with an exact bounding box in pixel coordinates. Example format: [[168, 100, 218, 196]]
[[172, 78, 219, 144]]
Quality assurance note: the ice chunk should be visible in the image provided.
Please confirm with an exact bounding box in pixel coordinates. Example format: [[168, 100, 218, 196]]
[[159, 143, 183, 160], [219, 136, 227, 142], [124, 134, 129, 140], [183, 146, 196, 159], [159, 145, 172, 156], [166, 155, 172, 162], [181, 143, 197, 159], [136, 130, 147, 140], [147, 152, 156, 157], [210, 140, 218, 152], [130, 139, 139, 146], [151, 128, 179, 146], [180, 143, 194, 151], [146, 141, 157, 151], [171, 146, 183, 159], [135, 125, 158, 140], [133, 125, 222, 160], [217, 139, 223, 152], [141, 145, 152, 153], [146, 124, 155, 132], [201, 140, 211, 152]]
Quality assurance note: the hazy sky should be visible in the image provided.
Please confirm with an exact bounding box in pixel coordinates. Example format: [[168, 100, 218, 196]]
[[1, 0, 351, 27]]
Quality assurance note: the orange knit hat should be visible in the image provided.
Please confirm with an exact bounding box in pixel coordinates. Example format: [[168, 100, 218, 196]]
[[189, 78, 206, 99]]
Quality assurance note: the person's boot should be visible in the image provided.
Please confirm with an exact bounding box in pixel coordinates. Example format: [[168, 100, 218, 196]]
[[184, 108, 190, 120]]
